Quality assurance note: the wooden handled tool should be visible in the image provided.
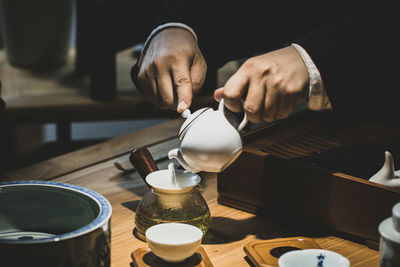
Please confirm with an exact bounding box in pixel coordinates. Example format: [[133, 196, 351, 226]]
[[129, 147, 159, 187]]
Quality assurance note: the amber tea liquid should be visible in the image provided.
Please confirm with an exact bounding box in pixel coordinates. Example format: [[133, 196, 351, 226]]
[[135, 209, 211, 241]]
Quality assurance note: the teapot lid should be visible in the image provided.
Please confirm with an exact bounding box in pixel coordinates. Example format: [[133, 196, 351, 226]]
[[178, 107, 211, 140], [379, 202, 400, 243]]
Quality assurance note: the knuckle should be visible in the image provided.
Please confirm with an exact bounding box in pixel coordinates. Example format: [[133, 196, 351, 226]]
[[243, 103, 260, 115], [285, 84, 297, 94], [165, 52, 179, 62], [192, 80, 204, 93], [270, 75, 284, 89], [241, 58, 256, 71], [174, 76, 191, 88], [179, 47, 193, 56], [152, 57, 165, 68], [223, 90, 240, 102], [285, 81, 304, 95]]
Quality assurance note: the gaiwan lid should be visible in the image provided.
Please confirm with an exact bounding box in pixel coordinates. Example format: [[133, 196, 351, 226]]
[[379, 202, 400, 243], [178, 107, 211, 140], [145, 163, 201, 194]]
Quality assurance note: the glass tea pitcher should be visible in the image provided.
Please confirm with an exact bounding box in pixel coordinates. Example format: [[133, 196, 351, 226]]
[[129, 148, 211, 241]]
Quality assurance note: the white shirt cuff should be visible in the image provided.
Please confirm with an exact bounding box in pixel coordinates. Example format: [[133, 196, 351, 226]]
[[138, 22, 198, 67], [291, 43, 332, 110]]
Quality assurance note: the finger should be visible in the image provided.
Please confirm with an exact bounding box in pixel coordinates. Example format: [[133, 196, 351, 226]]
[[243, 81, 265, 123], [214, 87, 224, 102], [223, 72, 249, 113], [171, 63, 193, 113], [190, 56, 207, 94], [155, 70, 175, 109], [274, 82, 308, 120], [275, 93, 297, 120], [261, 88, 280, 122], [137, 67, 158, 106]]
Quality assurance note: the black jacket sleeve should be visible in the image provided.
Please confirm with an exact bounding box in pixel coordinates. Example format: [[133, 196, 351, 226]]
[[157, 0, 360, 69], [295, 1, 399, 127]]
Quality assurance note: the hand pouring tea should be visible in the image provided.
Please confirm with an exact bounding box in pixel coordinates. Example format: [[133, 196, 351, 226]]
[[129, 148, 211, 241], [168, 98, 248, 173]]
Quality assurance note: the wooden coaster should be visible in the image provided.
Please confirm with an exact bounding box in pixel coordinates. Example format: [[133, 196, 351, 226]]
[[131, 246, 213, 267], [243, 237, 320, 267]]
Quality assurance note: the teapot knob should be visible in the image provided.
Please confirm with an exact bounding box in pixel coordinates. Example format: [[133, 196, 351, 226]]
[[182, 109, 191, 119]]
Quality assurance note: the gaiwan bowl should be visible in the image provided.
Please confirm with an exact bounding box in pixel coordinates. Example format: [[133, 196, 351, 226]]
[[278, 249, 350, 267], [145, 223, 203, 262], [0, 180, 112, 267]]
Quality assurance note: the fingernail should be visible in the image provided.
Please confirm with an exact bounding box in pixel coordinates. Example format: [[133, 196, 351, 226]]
[[177, 100, 187, 112], [214, 87, 224, 101], [214, 92, 222, 101]]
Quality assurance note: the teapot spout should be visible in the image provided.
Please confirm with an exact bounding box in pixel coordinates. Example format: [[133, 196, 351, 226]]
[[168, 148, 201, 173]]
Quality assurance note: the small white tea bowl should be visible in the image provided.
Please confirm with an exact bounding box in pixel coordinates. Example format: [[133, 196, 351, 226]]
[[145, 223, 203, 262], [278, 249, 350, 267]]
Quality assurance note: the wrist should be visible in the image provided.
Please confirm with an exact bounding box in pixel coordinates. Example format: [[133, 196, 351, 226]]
[[291, 43, 331, 110], [138, 22, 198, 67]]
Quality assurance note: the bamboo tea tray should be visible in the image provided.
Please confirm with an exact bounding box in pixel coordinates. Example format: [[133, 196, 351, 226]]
[[244, 237, 320, 267], [131, 246, 213, 267]]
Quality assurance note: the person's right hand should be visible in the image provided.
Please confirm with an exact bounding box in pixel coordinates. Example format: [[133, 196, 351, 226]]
[[137, 28, 207, 113]]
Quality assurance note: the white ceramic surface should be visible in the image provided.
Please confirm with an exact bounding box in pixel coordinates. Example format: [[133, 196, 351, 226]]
[[369, 151, 400, 188], [145, 223, 203, 262], [278, 249, 349, 267], [168, 98, 248, 173], [378, 202, 400, 266], [145, 166, 201, 194]]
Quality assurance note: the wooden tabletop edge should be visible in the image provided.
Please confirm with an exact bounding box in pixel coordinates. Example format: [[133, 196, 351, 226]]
[[4, 118, 183, 181]]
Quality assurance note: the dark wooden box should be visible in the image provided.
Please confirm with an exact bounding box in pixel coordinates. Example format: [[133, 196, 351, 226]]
[[217, 110, 400, 247]]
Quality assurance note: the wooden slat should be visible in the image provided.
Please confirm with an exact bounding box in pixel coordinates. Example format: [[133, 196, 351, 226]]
[[4, 118, 183, 180]]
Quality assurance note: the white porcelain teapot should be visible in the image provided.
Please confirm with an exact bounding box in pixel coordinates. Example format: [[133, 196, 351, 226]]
[[369, 151, 400, 188], [168, 99, 248, 173]]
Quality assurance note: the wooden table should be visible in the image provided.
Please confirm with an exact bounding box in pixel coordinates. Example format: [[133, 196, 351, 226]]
[[4, 119, 380, 267]]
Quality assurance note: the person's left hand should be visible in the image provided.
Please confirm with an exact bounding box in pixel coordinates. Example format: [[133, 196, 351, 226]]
[[214, 46, 310, 123]]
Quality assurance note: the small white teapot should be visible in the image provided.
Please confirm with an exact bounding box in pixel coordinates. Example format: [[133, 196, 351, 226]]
[[168, 99, 248, 173]]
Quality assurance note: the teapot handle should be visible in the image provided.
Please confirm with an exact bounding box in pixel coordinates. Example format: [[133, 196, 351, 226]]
[[218, 98, 248, 132]]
